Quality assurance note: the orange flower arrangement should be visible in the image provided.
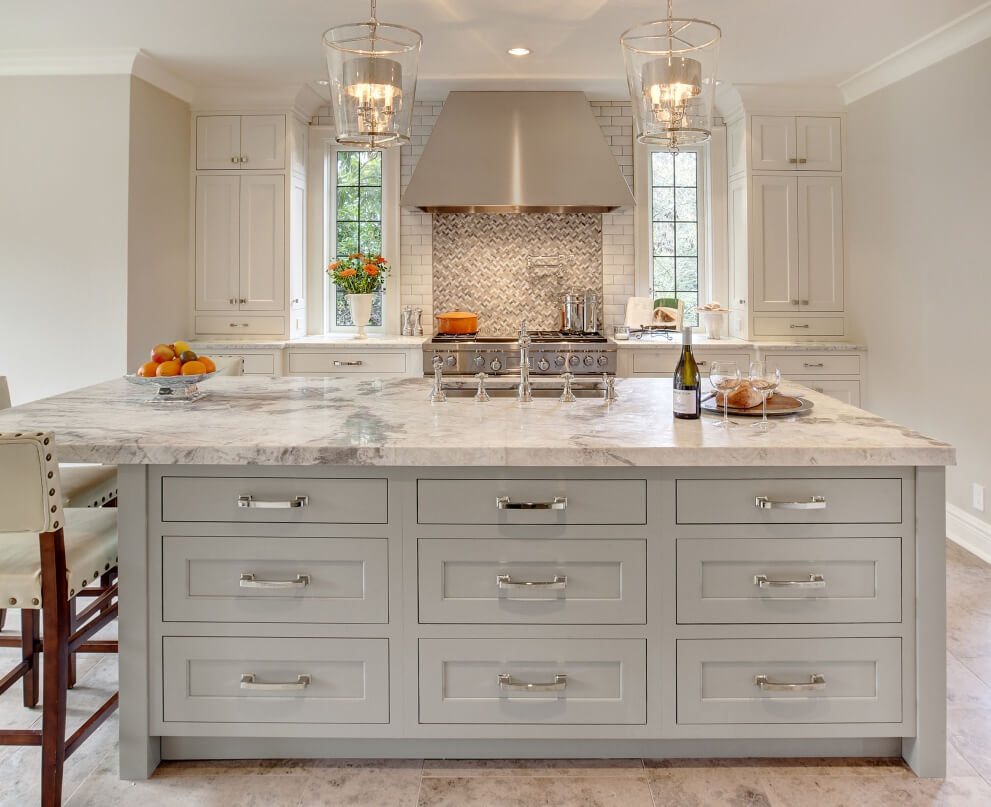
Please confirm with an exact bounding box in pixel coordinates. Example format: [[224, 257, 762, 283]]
[[327, 253, 390, 294]]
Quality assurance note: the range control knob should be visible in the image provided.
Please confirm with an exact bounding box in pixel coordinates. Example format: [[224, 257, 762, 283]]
[[472, 355, 485, 368], [445, 355, 457, 367], [583, 354, 595, 367], [490, 357, 503, 372], [568, 355, 580, 367], [597, 355, 609, 366], [554, 355, 566, 367], [537, 357, 550, 371]]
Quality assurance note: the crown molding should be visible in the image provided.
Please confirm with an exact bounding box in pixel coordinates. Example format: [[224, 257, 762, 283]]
[[0, 47, 193, 102], [731, 83, 846, 113], [191, 83, 310, 111], [841, 1, 991, 104]]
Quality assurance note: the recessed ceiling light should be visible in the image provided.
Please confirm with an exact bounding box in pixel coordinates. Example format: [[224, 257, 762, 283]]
[[507, 47, 531, 57]]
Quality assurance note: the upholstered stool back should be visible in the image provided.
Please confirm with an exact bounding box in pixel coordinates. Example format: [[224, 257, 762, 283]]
[[0, 431, 64, 534], [0, 376, 10, 410]]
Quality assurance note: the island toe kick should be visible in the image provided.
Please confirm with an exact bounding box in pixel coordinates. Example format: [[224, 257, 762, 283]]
[[121, 464, 945, 779]]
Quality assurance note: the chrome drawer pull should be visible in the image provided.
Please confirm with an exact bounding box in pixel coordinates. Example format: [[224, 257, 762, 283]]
[[754, 573, 825, 589], [496, 496, 568, 510], [240, 673, 310, 691], [333, 360, 364, 366], [498, 673, 567, 692], [237, 495, 309, 509], [755, 673, 825, 692], [755, 495, 826, 510], [789, 323, 810, 329], [803, 362, 825, 368], [240, 573, 310, 589], [496, 574, 567, 590]]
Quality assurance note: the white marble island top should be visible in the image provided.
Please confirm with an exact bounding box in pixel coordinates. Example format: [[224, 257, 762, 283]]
[[0, 376, 952, 468]]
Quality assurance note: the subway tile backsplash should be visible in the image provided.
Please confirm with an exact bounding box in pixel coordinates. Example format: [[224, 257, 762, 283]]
[[432, 213, 603, 334]]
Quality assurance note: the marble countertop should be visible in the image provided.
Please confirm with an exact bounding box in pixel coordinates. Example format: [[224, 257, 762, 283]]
[[191, 335, 430, 351], [609, 336, 867, 351], [0, 376, 952, 468]]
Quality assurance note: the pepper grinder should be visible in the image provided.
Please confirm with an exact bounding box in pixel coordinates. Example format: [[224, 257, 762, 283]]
[[412, 307, 423, 336], [401, 305, 412, 336]]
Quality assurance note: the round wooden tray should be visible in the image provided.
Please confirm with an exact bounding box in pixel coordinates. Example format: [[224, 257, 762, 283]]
[[702, 394, 814, 417]]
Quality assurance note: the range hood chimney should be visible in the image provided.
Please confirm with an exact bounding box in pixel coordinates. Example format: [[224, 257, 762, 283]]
[[401, 91, 635, 213]]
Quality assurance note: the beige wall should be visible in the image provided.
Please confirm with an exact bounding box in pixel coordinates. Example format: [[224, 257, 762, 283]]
[[846, 38, 991, 524], [0, 75, 131, 405], [126, 77, 190, 370]]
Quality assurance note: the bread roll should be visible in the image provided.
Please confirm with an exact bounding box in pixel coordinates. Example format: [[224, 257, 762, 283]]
[[716, 380, 763, 409]]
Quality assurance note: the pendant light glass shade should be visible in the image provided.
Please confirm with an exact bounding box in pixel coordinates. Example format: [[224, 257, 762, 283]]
[[621, 9, 720, 151], [322, 3, 422, 149]]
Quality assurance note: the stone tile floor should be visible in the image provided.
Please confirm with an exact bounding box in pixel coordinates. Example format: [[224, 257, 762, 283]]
[[0, 539, 989, 806]]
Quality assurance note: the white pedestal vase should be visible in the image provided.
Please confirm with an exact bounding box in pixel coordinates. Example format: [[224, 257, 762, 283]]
[[347, 293, 374, 339], [700, 310, 727, 340]]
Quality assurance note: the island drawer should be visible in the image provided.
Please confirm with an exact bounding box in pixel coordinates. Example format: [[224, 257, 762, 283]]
[[418, 539, 646, 624], [163, 637, 389, 724], [161, 476, 388, 524], [417, 479, 647, 525], [764, 353, 861, 376], [288, 351, 406, 375], [677, 637, 902, 725], [162, 536, 389, 624], [676, 537, 901, 624], [676, 477, 902, 524], [418, 638, 646, 725]]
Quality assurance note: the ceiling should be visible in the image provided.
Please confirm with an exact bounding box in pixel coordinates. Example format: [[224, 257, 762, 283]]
[[1, 0, 987, 95]]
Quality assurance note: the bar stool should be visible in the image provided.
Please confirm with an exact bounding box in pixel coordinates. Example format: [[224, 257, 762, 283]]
[[0, 431, 119, 807], [0, 377, 117, 635]]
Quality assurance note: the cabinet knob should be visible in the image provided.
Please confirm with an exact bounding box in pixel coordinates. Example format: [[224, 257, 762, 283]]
[[229, 298, 236, 305], [799, 299, 809, 305], [790, 299, 800, 305], [738, 299, 746, 305], [239, 298, 247, 304], [240, 155, 248, 164], [798, 158, 808, 164], [788, 157, 799, 164], [230, 156, 238, 164]]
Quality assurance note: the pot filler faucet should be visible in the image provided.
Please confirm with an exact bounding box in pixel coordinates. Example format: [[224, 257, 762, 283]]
[[517, 321, 533, 403]]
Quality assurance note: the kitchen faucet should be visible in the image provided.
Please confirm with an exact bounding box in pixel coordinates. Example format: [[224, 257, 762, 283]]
[[430, 355, 447, 402], [517, 321, 533, 403]]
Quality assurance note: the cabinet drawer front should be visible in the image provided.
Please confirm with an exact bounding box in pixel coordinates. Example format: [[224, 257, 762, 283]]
[[632, 351, 678, 374], [418, 539, 646, 624], [163, 536, 388, 623], [163, 637, 389, 724], [419, 638, 646, 725], [801, 379, 861, 408], [288, 351, 406, 375], [195, 315, 286, 335], [693, 352, 753, 372], [753, 317, 844, 337], [765, 353, 861, 376], [676, 478, 901, 524], [418, 479, 647, 525], [677, 638, 902, 724], [211, 353, 276, 375], [161, 476, 388, 524], [676, 538, 901, 624]]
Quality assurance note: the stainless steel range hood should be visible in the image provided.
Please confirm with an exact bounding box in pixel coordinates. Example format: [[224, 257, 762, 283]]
[[400, 91, 635, 213]]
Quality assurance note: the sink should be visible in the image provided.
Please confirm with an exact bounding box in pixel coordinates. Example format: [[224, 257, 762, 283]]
[[440, 382, 607, 399]]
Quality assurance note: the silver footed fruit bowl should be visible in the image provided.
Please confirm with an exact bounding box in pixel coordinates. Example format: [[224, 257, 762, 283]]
[[125, 371, 217, 403]]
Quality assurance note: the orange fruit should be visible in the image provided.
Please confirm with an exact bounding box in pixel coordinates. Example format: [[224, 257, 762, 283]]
[[181, 360, 206, 376], [197, 356, 216, 373], [137, 361, 159, 377], [156, 360, 181, 377]]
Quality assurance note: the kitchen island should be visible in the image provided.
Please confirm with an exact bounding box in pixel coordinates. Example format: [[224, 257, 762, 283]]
[[0, 377, 954, 779]]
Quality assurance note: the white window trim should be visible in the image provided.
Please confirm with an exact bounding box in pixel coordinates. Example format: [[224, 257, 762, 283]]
[[312, 132, 401, 334], [634, 138, 718, 324]]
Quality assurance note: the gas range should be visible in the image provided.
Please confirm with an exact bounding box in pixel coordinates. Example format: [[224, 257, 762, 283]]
[[424, 331, 616, 376]]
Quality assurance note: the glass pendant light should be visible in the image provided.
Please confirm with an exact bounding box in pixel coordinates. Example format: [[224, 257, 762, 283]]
[[322, 0, 422, 148], [621, 0, 720, 151]]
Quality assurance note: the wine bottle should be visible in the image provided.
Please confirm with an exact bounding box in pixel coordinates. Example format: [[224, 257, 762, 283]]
[[673, 325, 701, 419]]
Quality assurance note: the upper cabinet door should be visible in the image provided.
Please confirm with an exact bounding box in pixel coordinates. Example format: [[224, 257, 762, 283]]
[[239, 115, 286, 171], [727, 176, 749, 311], [238, 175, 285, 312], [798, 177, 844, 311], [196, 116, 241, 170], [752, 175, 800, 312], [750, 116, 796, 171], [797, 116, 842, 171], [195, 176, 240, 311], [289, 176, 306, 311]]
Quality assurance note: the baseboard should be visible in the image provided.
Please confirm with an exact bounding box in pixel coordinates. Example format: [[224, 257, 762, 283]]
[[947, 502, 991, 565]]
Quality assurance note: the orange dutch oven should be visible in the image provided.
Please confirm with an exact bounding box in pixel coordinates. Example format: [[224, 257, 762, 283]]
[[435, 311, 478, 334]]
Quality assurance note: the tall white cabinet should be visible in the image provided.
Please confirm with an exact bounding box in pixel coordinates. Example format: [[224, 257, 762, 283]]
[[191, 111, 307, 338], [727, 111, 846, 339]]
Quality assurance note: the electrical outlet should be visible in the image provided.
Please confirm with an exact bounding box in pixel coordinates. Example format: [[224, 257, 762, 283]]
[[974, 483, 986, 513]]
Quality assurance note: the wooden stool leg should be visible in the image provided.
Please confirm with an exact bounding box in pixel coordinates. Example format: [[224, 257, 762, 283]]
[[21, 609, 39, 708], [39, 529, 70, 807], [99, 571, 115, 615], [67, 599, 77, 689], [0, 608, 6, 630]]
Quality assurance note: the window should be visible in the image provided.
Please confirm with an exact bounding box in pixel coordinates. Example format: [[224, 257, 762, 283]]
[[330, 149, 384, 327], [636, 145, 708, 328]]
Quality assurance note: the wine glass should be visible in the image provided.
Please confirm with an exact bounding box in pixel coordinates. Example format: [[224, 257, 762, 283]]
[[709, 362, 742, 429], [749, 361, 781, 432]]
